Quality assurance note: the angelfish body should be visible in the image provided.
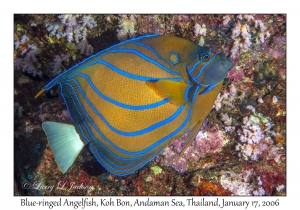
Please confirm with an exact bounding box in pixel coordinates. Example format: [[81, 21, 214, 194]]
[[38, 34, 232, 176]]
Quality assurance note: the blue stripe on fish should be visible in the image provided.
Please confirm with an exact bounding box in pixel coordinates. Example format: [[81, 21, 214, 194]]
[[192, 85, 200, 104], [66, 79, 185, 137], [64, 84, 137, 162], [60, 84, 75, 122], [64, 82, 191, 156], [91, 142, 141, 167], [91, 144, 149, 174], [97, 60, 182, 82], [189, 60, 202, 73], [195, 53, 217, 79], [44, 34, 161, 89], [185, 85, 192, 102], [77, 123, 91, 144], [91, 106, 193, 175], [69, 73, 169, 110], [133, 41, 167, 63], [110, 49, 180, 75], [62, 85, 91, 144], [105, 106, 191, 156], [200, 83, 219, 95]]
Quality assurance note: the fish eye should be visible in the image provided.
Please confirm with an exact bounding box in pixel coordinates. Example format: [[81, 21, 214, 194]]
[[199, 53, 210, 62]]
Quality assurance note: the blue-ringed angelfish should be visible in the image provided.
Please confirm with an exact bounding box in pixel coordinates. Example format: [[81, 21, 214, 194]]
[[35, 34, 232, 176]]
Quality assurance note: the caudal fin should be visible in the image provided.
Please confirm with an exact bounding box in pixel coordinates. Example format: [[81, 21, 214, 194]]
[[42, 122, 84, 173]]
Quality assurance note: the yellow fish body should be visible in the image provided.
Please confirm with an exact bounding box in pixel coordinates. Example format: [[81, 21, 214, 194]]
[[37, 35, 232, 176]]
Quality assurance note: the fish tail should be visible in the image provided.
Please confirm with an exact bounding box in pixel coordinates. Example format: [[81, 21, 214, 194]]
[[42, 122, 84, 173]]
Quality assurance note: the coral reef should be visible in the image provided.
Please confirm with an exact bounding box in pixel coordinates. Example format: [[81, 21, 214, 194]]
[[45, 14, 97, 43], [14, 14, 286, 196], [155, 126, 226, 174], [116, 15, 137, 41]]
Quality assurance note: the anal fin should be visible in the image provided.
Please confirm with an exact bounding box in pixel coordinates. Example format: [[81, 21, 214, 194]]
[[180, 120, 203, 157]]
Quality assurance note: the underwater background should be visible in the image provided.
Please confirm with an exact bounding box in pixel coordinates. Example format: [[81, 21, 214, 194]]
[[14, 14, 286, 196]]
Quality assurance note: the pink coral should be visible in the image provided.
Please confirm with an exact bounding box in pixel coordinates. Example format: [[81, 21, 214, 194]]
[[14, 44, 42, 77], [269, 47, 285, 59], [227, 68, 244, 81], [172, 15, 190, 28], [156, 129, 224, 173], [39, 99, 72, 124], [231, 21, 241, 39], [45, 14, 97, 43], [137, 15, 165, 35], [194, 23, 206, 36], [230, 39, 240, 59], [116, 15, 137, 41]]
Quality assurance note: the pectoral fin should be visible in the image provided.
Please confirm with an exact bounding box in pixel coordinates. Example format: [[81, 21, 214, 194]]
[[147, 80, 190, 106]]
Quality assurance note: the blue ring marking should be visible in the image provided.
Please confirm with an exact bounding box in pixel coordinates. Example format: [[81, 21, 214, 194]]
[[67, 79, 184, 137], [195, 53, 217, 79], [109, 49, 180, 75], [169, 52, 180, 65], [92, 107, 193, 175], [68, 73, 169, 110], [184, 85, 192, 103], [44, 34, 160, 90], [200, 52, 210, 62], [97, 60, 182, 82], [133, 41, 166, 63], [200, 83, 218, 95], [191, 85, 200, 104], [65, 82, 190, 156]]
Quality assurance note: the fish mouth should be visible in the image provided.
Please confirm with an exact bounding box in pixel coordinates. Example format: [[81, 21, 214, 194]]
[[184, 52, 232, 86], [200, 52, 232, 85]]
